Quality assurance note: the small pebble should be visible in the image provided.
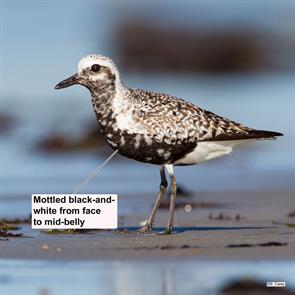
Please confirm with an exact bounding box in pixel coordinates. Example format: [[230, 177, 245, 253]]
[[184, 204, 192, 212], [42, 244, 49, 250], [57, 247, 62, 252]]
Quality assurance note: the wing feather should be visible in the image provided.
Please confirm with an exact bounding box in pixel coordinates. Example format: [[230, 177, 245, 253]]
[[130, 88, 282, 143]]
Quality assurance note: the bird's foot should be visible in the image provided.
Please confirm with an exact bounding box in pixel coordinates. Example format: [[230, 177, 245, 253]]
[[137, 223, 152, 234], [157, 228, 173, 235]]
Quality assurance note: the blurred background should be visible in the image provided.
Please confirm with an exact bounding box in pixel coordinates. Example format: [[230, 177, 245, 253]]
[[1, 2, 295, 295], [0, 0, 294, 217]]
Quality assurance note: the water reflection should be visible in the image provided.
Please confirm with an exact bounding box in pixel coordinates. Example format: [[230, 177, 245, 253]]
[[0, 260, 294, 295]]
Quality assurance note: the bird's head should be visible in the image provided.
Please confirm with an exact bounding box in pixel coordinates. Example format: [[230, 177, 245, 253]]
[[55, 54, 119, 91]]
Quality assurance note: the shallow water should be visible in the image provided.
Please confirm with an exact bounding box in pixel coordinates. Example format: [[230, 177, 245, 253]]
[[0, 259, 294, 295]]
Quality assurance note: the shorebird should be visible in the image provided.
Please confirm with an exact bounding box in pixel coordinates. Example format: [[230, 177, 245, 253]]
[[55, 54, 283, 234]]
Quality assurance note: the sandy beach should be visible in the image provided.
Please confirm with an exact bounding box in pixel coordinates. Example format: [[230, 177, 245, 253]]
[[1, 190, 294, 261]]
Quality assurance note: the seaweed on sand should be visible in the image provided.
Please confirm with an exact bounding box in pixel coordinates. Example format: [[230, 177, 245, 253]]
[[221, 278, 294, 294], [44, 229, 91, 235], [0, 216, 30, 240], [0, 230, 23, 239]]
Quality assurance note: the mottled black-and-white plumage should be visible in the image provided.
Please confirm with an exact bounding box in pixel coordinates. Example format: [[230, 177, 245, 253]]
[[55, 54, 283, 234]]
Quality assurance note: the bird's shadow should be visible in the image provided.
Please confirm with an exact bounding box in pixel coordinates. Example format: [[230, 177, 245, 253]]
[[117, 226, 274, 234]]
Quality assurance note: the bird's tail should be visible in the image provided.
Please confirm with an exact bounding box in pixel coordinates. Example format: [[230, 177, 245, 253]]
[[248, 130, 283, 139]]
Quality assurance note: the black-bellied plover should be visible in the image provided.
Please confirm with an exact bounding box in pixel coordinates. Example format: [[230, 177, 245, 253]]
[[55, 54, 283, 234]]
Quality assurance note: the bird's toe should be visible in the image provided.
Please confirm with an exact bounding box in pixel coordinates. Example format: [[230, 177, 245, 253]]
[[137, 224, 152, 234]]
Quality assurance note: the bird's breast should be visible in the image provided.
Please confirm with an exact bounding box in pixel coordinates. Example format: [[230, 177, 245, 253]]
[[95, 107, 197, 165], [102, 123, 196, 165]]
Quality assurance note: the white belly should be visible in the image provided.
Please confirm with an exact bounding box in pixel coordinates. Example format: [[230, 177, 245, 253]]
[[174, 140, 255, 165]]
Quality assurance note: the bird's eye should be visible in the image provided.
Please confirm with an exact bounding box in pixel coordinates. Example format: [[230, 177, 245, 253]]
[[91, 64, 101, 72]]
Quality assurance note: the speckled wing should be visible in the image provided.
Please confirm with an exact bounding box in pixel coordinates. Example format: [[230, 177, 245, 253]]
[[130, 88, 282, 143]]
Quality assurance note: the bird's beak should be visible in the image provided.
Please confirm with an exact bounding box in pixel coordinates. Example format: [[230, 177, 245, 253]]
[[54, 73, 80, 89]]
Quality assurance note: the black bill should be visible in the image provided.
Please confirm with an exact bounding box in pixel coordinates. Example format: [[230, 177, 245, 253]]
[[55, 73, 80, 89]]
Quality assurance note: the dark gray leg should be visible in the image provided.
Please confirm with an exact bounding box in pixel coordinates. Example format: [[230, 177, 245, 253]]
[[137, 166, 167, 233], [164, 165, 177, 234]]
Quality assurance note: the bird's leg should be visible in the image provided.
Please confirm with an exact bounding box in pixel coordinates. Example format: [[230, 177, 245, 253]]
[[137, 166, 167, 234], [164, 164, 177, 234]]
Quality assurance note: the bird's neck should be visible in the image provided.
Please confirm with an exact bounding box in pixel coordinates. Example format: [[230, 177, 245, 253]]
[[90, 79, 116, 99], [89, 80, 129, 129], [89, 80, 116, 118]]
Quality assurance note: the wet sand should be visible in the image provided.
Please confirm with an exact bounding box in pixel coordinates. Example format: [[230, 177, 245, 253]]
[[0, 190, 294, 261]]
